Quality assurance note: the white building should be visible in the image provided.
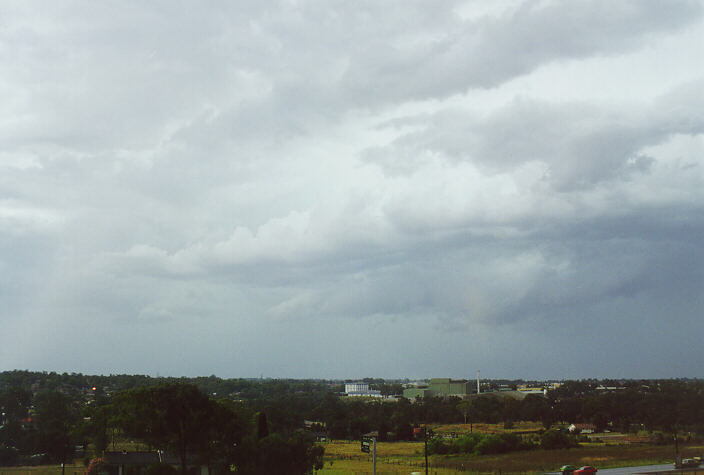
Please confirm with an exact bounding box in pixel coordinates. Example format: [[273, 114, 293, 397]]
[[344, 382, 382, 397]]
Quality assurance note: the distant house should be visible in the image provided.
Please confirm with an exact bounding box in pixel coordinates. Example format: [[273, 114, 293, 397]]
[[568, 423, 596, 434]]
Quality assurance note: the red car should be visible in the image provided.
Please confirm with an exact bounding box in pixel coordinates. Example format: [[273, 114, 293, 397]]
[[574, 467, 597, 474]]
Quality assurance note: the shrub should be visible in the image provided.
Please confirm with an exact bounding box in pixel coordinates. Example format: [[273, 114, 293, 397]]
[[427, 437, 450, 455], [540, 430, 578, 450], [501, 433, 529, 451], [452, 433, 483, 454], [475, 435, 510, 455]]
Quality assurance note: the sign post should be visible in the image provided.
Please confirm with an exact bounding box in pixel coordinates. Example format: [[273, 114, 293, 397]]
[[361, 436, 370, 453], [361, 435, 376, 475]]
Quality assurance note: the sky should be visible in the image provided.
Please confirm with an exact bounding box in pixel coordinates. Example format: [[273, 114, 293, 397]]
[[1, 0, 703, 380]]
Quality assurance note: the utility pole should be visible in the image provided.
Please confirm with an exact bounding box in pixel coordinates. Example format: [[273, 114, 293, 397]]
[[361, 435, 376, 475], [424, 428, 428, 475], [674, 432, 681, 468], [423, 426, 433, 475]]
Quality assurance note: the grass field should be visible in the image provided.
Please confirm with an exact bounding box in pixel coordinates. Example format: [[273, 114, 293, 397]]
[[318, 440, 462, 474], [3, 427, 700, 475], [428, 422, 544, 436], [318, 437, 704, 474], [0, 465, 85, 475]]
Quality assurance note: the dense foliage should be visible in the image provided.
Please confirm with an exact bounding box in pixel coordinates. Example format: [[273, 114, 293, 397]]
[[2, 371, 704, 469], [428, 432, 534, 456]]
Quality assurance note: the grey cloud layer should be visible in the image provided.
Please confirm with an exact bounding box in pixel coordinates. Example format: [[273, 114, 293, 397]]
[[1, 0, 703, 377]]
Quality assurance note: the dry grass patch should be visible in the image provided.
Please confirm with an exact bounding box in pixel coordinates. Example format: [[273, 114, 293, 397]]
[[0, 466, 85, 475], [322, 440, 424, 459], [316, 457, 466, 474], [321, 440, 704, 474], [430, 421, 543, 436]]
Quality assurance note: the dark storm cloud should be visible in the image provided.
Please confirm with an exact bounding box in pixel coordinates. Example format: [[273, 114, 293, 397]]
[[1, 0, 703, 377]]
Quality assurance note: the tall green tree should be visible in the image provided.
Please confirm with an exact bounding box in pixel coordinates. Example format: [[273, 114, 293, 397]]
[[255, 412, 269, 440], [34, 391, 79, 467], [114, 384, 217, 474], [85, 404, 111, 454], [0, 387, 34, 456]]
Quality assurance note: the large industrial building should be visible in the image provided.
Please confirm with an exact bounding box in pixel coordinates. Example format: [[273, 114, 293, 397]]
[[402, 378, 473, 399]]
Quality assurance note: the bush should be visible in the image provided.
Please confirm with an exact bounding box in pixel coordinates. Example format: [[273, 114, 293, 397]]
[[427, 437, 450, 455], [452, 433, 483, 454], [475, 434, 512, 455], [540, 430, 578, 450], [429, 432, 532, 456]]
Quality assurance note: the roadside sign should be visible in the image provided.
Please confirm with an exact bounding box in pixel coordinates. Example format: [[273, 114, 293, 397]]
[[361, 436, 371, 453], [361, 436, 377, 474]]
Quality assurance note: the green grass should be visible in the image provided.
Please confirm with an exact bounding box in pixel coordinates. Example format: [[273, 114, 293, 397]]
[[0, 465, 85, 475], [429, 421, 544, 436], [317, 439, 704, 474]]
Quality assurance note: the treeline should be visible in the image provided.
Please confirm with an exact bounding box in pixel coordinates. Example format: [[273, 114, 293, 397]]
[[547, 380, 704, 433], [0, 382, 323, 474], [3, 372, 704, 469], [0, 370, 340, 400], [288, 380, 704, 442]]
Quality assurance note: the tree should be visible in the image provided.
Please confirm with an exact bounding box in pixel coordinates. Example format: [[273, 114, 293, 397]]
[[250, 433, 324, 475], [520, 394, 553, 428], [85, 404, 111, 454], [207, 400, 251, 474], [456, 401, 471, 425], [34, 391, 79, 470], [255, 412, 269, 440], [114, 384, 218, 474], [0, 387, 33, 456]]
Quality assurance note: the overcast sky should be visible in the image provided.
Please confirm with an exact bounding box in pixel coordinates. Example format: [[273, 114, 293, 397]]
[[1, 0, 703, 380]]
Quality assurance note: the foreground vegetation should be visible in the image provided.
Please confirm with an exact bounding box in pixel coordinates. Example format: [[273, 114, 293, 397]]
[[3, 371, 704, 473], [0, 382, 323, 474], [318, 438, 704, 474]]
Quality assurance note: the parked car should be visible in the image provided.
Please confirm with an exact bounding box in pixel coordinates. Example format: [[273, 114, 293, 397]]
[[560, 464, 578, 474], [574, 466, 597, 474]]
